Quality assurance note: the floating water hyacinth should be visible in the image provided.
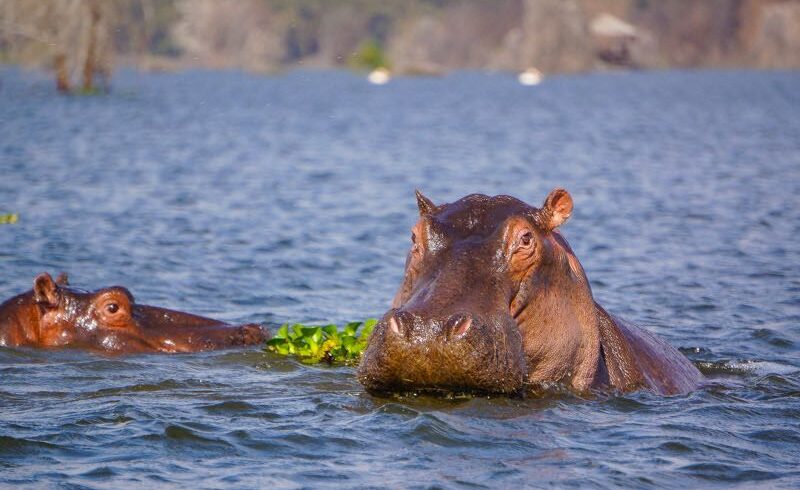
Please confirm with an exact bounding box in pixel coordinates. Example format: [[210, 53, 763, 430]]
[[0, 214, 18, 224], [265, 319, 377, 364]]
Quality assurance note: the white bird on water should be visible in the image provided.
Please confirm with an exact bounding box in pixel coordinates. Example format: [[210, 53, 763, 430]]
[[368, 68, 391, 85], [518, 68, 543, 86]]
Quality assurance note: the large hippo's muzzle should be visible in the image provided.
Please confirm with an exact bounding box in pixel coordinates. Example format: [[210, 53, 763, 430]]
[[357, 308, 527, 395]]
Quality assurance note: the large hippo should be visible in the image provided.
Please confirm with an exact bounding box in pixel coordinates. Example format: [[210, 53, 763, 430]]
[[358, 189, 702, 396], [0, 272, 267, 353]]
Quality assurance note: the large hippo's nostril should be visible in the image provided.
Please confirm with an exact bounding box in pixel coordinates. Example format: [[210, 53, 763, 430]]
[[388, 316, 401, 336], [387, 311, 415, 339], [446, 314, 473, 339]]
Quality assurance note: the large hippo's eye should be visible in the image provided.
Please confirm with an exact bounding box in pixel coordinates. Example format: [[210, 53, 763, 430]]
[[410, 221, 426, 257], [520, 232, 533, 247], [106, 303, 119, 314]]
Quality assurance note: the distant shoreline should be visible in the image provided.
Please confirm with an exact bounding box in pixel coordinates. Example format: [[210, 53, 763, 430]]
[[2, 61, 798, 82]]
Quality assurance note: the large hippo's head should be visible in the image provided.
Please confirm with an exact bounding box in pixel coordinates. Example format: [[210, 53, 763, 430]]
[[358, 189, 579, 395], [0, 272, 267, 353]]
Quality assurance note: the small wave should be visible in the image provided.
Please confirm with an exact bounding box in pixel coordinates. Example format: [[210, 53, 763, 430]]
[[86, 378, 226, 398], [697, 359, 799, 376], [0, 435, 60, 456], [747, 429, 800, 444], [404, 414, 474, 448], [201, 400, 257, 413], [164, 424, 218, 442], [133, 424, 237, 453], [679, 462, 775, 483], [71, 414, 136, 427], [81, 466, 117, 479], [751, 328, 794, 348]]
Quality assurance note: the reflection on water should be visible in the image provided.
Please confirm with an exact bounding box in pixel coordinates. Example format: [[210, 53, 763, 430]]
[[1, 68, 799, 488]]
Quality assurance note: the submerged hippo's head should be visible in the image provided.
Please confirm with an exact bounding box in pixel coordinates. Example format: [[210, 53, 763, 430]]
[[0, 272, 267, 353], [358, 189, 578, 395]]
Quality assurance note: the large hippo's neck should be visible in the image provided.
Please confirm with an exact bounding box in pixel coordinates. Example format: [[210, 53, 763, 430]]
[[0, 292, 40, 347], [594, 302, 703, 395], [513, 235, 603, 391], [512, 231, 702, 395]]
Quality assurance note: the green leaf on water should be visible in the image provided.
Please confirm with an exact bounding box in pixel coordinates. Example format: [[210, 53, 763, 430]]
[[276, 324, 289, 339], [343, 321, 360, 337], [360, 318, 377, 340], [263, 318, 379, 365], [0, 213, 18, 224], [290, 324, 305, 340], [322, 324, 338, 338]]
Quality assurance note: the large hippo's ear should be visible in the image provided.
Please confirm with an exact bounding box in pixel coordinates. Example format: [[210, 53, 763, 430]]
[[538, 188, 573, 231], [415, 189, 436, 216], [33, 273, 60, 307]]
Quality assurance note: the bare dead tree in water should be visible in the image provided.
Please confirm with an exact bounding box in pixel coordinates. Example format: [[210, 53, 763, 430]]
[[81, 0, 102, 92], [55, 53, 70, 93], [0, 0, 111, 94]]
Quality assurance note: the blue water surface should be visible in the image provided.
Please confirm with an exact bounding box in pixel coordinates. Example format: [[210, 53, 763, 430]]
[[0, 67, 799, 488]]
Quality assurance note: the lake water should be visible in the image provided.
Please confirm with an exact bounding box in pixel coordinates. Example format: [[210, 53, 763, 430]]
[[0, 68, 798, 488]]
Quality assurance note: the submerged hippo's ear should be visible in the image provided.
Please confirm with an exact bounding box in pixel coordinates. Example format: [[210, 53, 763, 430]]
[[415, 189, 436, 216], [539, 188, 573, 231], [33, 273, 60, 307], [55, 272, 69, 286]]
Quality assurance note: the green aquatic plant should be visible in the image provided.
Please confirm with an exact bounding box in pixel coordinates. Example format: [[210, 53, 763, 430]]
[[0, 213, 18, 224], [77, 87, 105, 96], [348, 40, 390, 71], [265, 319, 377, 364]]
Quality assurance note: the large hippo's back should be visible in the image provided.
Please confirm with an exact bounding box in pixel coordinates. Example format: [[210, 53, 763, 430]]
[[596, 304, 702, 395]]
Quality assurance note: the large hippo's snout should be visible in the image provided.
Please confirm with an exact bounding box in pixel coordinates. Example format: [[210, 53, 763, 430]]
[[358, 308, 527, 395]]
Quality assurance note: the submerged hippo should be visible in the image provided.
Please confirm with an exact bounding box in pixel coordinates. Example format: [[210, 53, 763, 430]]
[[358, 189, 702, 396], [0, 272, 267, 353]]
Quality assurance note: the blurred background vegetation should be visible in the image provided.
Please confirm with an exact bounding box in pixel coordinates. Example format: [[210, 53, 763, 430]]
[[1, 0, 798, 92]]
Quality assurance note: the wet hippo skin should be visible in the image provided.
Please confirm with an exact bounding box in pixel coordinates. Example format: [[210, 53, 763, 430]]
[[0, 272, 267, 353], [358, 189, 702, 396]]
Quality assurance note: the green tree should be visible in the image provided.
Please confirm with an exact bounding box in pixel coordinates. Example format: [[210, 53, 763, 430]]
[[349, 39, 390, 70]]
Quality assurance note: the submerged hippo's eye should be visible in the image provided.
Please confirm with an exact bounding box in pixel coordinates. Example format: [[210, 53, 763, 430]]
[[411, 232, 416, 244], [94, 292, 132, 328], [520, 232, 533, 247]]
